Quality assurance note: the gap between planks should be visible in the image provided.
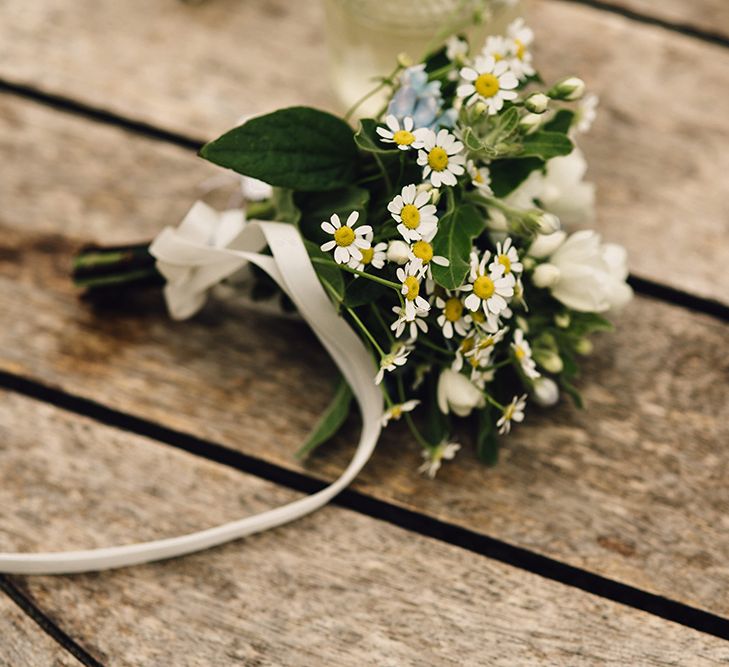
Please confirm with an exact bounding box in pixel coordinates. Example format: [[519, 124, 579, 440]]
[[1, 368, 728, 643], [0, 80, 726, 326]]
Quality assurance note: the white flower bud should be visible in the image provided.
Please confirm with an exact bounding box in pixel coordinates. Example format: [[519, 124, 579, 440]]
[[430, 188, 442, 205], [549, 77, 586, 101], [436, 369, 486, 417], [535, 350, 563, 374], [387, 240, 411, 265], [574, 337, 594, 355], [536, 212, 561, 234], [554, 312, 571, 328], [519, 112, 542, 134], [516, 316, 530, 333], [524, 92, 549, 114], [531, 377, 560, 407], [532, 263, 561, 288], [473, 101, 488, 117], [397, 52, 413, 68], [486, 207, 508, 231]]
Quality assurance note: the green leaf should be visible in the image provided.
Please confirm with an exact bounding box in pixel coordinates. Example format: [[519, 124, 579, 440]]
[[296, 186, 370, 243], [431, 204, 486, 290], [519, 131, 573, 160], [559, 377, 584, 409], [490, 157, 544, 197], [354, 118, 401, 155], [304, 240, 345, 303], [543, 109, 575, 134], [343, 276, 389, 308], [568, 312, 614, 335], [199, 107, 359, 192], [296, 376, 353, 459], [271, 188, 301, 225]]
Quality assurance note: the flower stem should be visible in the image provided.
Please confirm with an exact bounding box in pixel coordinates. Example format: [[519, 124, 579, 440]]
[[310, 257, 402, 290], [344, 65, 402, 123], [396, 376, 431, 450], [346, 305, 385, 357]]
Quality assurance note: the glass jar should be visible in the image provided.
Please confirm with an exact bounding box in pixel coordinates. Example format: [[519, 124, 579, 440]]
[[323, 0, 523, 116]]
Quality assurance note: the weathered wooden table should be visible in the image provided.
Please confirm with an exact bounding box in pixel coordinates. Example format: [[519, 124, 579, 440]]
[[1, 1, 728, 664]]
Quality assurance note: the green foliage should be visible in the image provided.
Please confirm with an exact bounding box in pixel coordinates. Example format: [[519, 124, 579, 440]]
[[296, 186, 370, 243], [343, 276, 390, 308], [489, 157, 544, 197], [354, 119, 401, 155], [519, 131, 573, 160], [431, 203, 486, 290], [543, 109, 575, 134], [199, 107, 359, 191], [304, 240, 345, 303], [296, 376, 353, 459], [271, 188, 301, 225], [476, 408, 499, 465]]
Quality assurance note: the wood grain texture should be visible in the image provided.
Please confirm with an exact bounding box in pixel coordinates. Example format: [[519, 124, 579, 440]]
[[2, 97, 729, 617], [3, 390, 729, 667], [587, 0, 729, 39], [1, 0, 728, 303], [0, 596, 82, 667]]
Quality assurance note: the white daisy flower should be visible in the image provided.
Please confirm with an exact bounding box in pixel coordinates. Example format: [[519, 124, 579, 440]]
[[418, 440, 461, 479], [511, 328, 540, 379], [349, 231, 387, 272], [376, 115, 426, 151], [397, 262, 431, 320], [391, 305, 428, 340], [461, 250, 516, 316], [407, 234, 450, 294], [452, 332, 476, 372], [505, 18, 536, 80], [388, 184, 439, 242], [446, 35, 469, 63], [416, 129, 466, 187], [497, 394, 528, 435], [481, 35, 511, 63], [381, 399, 420, 427], [467, 326, 506, 362], [435, 293, 471, 339], [374, 344, 411, 385], [467, 160, 493, 195], [320, 211, 372, 265], [457, 55, 519, 114], [489, 237, 523, 276]]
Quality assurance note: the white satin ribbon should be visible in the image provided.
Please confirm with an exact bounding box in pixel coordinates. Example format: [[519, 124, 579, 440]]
[[0, 221, 382, 574]]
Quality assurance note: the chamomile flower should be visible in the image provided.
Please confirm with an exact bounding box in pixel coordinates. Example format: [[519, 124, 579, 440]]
[[408, 237, 449, 273], [461, 250, 516, 316], [320, 211, 372, 265], [457, 55, 518, 114], [374, 344, 411, 385], [452, 332, 477, 372], [388, 184, 439, 242], [349, 232, 387, 272], [397, 262, 431, 320], [511, 328, 540, 379], [391, 305, 428, 340], [446, 35, 469, 63], [416, 129, 466, 187], [435, 293, 471, 339], [467, 160, 493, 195], [505, 18, 536, 80], [489, 237, 523, 276], [481, 35, 511, 63], [497, 394, 527, 435], [376, 115, 426, 151], [381, 399, 420, 427], [418, 440, 461, 479], [467, 326, 506, 362]]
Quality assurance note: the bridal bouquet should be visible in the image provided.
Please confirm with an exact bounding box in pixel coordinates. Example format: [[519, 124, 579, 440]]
[[74, 20, 632, 478]]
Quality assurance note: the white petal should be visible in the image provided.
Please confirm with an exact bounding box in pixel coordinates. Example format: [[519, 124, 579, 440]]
[[321, 221, 336, 234], [346, 211, 360, 226], [320, 240, 336, 252]]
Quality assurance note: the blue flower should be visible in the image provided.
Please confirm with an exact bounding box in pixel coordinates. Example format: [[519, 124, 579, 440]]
[[387, 65, 454, 130]]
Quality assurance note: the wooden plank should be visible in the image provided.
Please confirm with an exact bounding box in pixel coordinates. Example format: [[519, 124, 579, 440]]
[[585, 0, 729, 39], [3, 390, 729, 666], [2, 96, 729, 617], [1, 1, 729, 303], [0, 596, 83, 667]]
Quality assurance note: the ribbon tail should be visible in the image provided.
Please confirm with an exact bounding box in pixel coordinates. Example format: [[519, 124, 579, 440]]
[[0, 222, 382, 575]]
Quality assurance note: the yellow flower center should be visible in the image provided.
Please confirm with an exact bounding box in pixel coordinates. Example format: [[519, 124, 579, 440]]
[[391, 405, 403, 419], [427, 147, 449, 172], [475, 73, 500, 98], [469, 355, 481, 368], [401, 204, 421, 229], [392, 129, 415, 146], [334, 226, 355, 247], [403, 275, 420, 301], [360, 247, 374, 265], [515, 39, 526, 60], [493, 52, 503, 62], [514, 345, 525, 361], [473, 171, 484, 184], [412, 240, 433, 263], [503, 403, 515, 420], [471, 310, 486, 324], [473, 275, 495, 299], [460, 337, 475, 354], [444, 297, 463, 322], [498, 254, 512, 273], [478, 336, 495, 350]]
